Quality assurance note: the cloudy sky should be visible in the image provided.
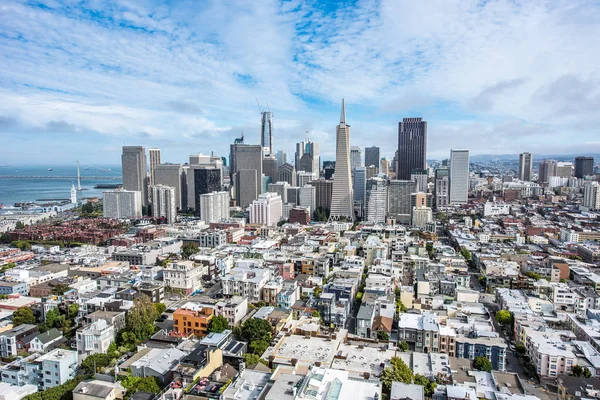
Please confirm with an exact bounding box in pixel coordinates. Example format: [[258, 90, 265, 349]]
[[1, 0, 599, 165]]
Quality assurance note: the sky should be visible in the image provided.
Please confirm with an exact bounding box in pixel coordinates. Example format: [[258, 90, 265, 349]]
[[1, 0, 599, 166]]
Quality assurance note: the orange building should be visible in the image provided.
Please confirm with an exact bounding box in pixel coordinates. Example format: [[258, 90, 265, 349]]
[[173, 307, 214, 337]]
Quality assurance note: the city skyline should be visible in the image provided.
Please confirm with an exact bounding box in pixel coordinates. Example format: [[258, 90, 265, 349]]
[[1, 1, 599, 165]]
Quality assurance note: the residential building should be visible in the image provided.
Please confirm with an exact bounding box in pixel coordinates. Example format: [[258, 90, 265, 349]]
[[0, 324, 38, 358], [538, 159, 556, 184], [449, 149, 469, 204], [29, 328, 62, 353], [434, 168, 449, 210], [121, 146, 148, 206], [35, 349, 78, 390], [366, 176, 387, 223], [173, 306, 214, 337], [249, 192, 282, 226], [102, 190, 142, 219], [221, 265, 271, 302], [575, 156, 595, 178], [148, 148, 161, 185], [584, 182, 600, 210], [397, 117, 427, 180], [199, 191, 230, 223], [289, 207, 310, 224], [518, 152, 533, 181], [154, 163, 185, 209], [129, 348, 187, 383], [215, 296, 248, 326], [76, 319, 114, 363], [151, 185, 176, 224], [329, 99, 354, 222], [163, 261, 204, 295], [73, 380, 126, 400]]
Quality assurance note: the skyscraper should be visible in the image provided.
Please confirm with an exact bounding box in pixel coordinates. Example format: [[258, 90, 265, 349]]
[[309, 179, 333, 210], [278, 163, 296, 186], [249, 192, 282, 226], [154, 163, 185, 210], [411, 168, 429, 192], [148, 148, 161, 185], [121, 146, 148, 206], [434, 168, 449, 210], [365, 147, 380, 171], [380, 158, 390, 176], [193, 168, 221, 212], [584, 182, 600, 210], [556, 162, 573, 178], [387, 180, 416, 223], [151, 185, 176, 224], [449, 149, 469, 205], [397, 118, 427, 180], [353, 166, 367, 213], [518, 152, 533, 181], [186, 155, 223, 210], [260, 111, 273, 156], [295, 139, 320, 176], [262, 156, 278, 184], [103, 189, 142, 219], [350, 146, 362, 171], [365, 176, 387, 223], [575, 156, 595, 178], [329, 99, 354, 222], [538, 159, 556, 184], [230, 144, 263, 208], [199, 191, 230, 223]]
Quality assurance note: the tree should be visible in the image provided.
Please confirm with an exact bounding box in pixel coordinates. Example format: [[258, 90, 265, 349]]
[[572, 365, 593, 378], [414, 374, 437, 396], [473, 356, 493, 372], [51, 282, 71, 295], [396, 298, 408, 313], [0, 233, 11, 243], [13, 307, 36, 326], [524, 271, 542, 280], [181, 242, 199, 259], [249, 339, 270, 355], [377, 330, 390, 341], [208, 315, 230, 334], [81, 202, 94, 214], [120, 376, 163, 399], [22, 374, 89, 400], [68, 303, 79, 319], [45, 307, 65, 328], [126, 295, 158, 342], [243, 353, 268, 367], [313, 285, 322, 298], [240, 318, 273, 351], [380, 357, 414, 390], [356, 292, 363, 304], [15, 221, 25, 229], [399, 341, 409, 352], [153, 303, 166, 316], [81, 353, 113, 373], [460, 248, 472, 260], [495, 310, 512, 325], [515, 343, 526, 354]]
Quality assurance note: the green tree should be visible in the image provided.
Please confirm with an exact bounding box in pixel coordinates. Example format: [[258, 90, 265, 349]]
[[15, 221, 25, 229], [313, 285, 323, 298], [240, 318, 273, 350], [107, 341, 120, 359], [45, 307, 66, 328], [377, 330, 390, 341], [81, 202, 94, 214], [473, 356, 493, 372], [460, 248, 472, 260], [0, 233, 11, 243], [414, 374, 437, 396], [572, 365, 593, 378], [356, 292, 363, 304], [126, 295, 158, 342], [249, 339, 270, 355], [68, 303, 79, 319], [153, 302, 167, 316], [208, 315, 230, 333], [22, 374, 89, 400], [51, 282, 71, 295], [399, 341, 409, 352], [13, 307, 36, 326], [396, 298, 408, 313], [495, 310, 512, 325], [120, 376, 163, 399], [243, 353, 268, 367], [515, 343, 526, 354], [181, 242, 199, 259], [380, 357, 414, 390], [81, 353, 113, 373]]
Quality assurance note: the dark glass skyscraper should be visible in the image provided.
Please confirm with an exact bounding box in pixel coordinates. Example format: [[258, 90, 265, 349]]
[[193, 168, 221, 213], [397, 118, 427, 180], [575, 156, 594, 178], [364, 146, 380, 170]]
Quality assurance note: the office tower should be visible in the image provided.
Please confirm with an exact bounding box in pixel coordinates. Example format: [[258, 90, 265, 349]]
[[555, 162, 573, 178], [411, 168, 429, 192], [380, 158, 390, 176], [249, 192, 282, 226], [434, 169, 449, 210], [449, 149, 470, 205], [353, 166, 367, 210], [365, 147, 380, 171], [538, 160, 556, 184], [148, 148, 161, 185], [267, 182, 290, 203], [329, 99, 354, 222], [575, 156, 595, 178], [295, 139, 320, 176], [299, 185, 316, 212], [518, 152, 533, 181], [151, 185, 176, 224], [199, 191, 230, 223], [366, 166, 378, 180], [411, 192, 433, 209], [387, 180, 417, 223], [275, 150, 287, 168], [297, 171, 315, 187], [286, 187, 300, 206], [154, 164, 184, 210], [324, 164, 335, 180], [289, 207, 310, 225], [278, 163, 296, 186], [309, 179, 333, 210], [365, 177, 387, 223], [397, 118, 427, 180], [260, 111, 274, 156], [350, 146, 362, 170], [230, 144, 263, 208], [121, 146, 148, 206], [584, 182, 600, 210], [103, 189, 142, 219], [186, 154, 224, 210], [193, 168, 221, 212], [263, 156, 278, 184]]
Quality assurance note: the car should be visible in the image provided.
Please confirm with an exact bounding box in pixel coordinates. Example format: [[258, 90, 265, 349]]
[[168, 296, 180, 301]]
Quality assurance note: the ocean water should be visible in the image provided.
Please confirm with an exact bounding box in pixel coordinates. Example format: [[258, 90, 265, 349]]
[[0, 165, 122, 206]]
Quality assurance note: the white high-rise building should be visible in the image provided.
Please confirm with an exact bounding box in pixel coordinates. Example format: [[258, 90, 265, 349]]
[[297, 171, 315, 187], [148, 148, 161, 185], [199, 191, 230, 223], [151, 185, 176, 224], [249, 192, 283, 226], [154, 163, 184, 209], [365, 177, 387, 223], [103, 190, 142, 219], [584, 182, 600, 210], [329, 99, 354, 222], [298, 185, 316, 213], [449, 149, 470, 205], [260, 111, 273, 156], [350, 146, 362, 170]]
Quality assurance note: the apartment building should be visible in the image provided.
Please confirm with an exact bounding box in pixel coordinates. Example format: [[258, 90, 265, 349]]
[[173, 306, 214, 337], [76, 319, 114, 363], [163, 260, 205, 295], [221, 266, 271, 302]]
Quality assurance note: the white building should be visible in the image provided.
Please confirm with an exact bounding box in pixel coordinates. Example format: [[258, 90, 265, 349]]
[[365, 177, 387, 223], [163, 260, 204, 295], [483, 202, 511, 217], [36, 349, 78, 390], [151, 185, 176, 224], [560, 228, 580, 243], [221, 265, 271, 302], [584, 182, 600, 211], [76, 319, 114, 364], [449, 149, 469, 205], [298, 185, 316, 214], [297, 171, 315, 187], [526, 331, 576, 378], [215, 296, 249, 326], [412, 207, 433, 228], [199, 191, 230, 223], [249, 192, 282, 226], [102, 189, 142, 219]]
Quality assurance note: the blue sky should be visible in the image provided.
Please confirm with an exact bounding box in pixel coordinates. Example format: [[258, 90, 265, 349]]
[[1, 0, 599, 165]]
